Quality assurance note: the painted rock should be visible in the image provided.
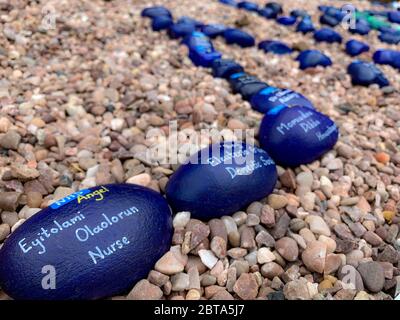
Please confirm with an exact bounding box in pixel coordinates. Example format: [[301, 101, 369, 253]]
[[297, 50, 332, 70], [223, 28, 255, 47], [151, 16, 173, 31], [168, 22, 196, 39], [265, 2, 283, 16], [258, 40, 292, 54], [219, 0, 238, 7], [166, 142, 277, 220], [237, 1, 259, 12], [177, 16, 203, 28], [349, 20, 371, 35], [373, 49, 400, 69], [345, 40, 370, 57], [183, 32, 222, 67], [314, 28, 343, 43], [296, 17, 316, 33], [228, 72, 268, 101], [277, 16, 297, 26], [0, 184, 173, 300], [379, 30, 400, 44], [211, 59, 244, 79], [347, 60, 389, 87], [201, 24, 226, 39], [290, 9, 309, 19], [319, 14, 340, 27], [141, 6, 172, 19], [259, 106, 339, 167], [250, 86, 314, 113], [258, 7, 277, 19], [388, 11, 400, 24]]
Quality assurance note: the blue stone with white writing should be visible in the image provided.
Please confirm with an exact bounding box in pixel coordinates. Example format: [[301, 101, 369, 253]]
[[347, 60, 390, 87], [0, 184, 173, 300], [297, 50, 332, 70], [166, 142, 277, 220], [314, 28, 342, 43], [259, 106, 339, 167], [345, 40, 370, 57], [258, 40, 293, 55], [223, 28, 255, 47], [182, 32, 222, 67]]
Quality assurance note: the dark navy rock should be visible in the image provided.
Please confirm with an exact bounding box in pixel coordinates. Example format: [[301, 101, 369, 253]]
[[229, 73, 268, 100], [151, 16, 173, 31], [0, 184, 173, 300], [258, 7, 277, 19], [237, 1, 259, 12], [182, 32, 222, 67], [141, 6, 172, 19], [201, 24, 226, 38], [318, 5, 330, 13], [296, 17, 316, 33], [388, 11, 400, 23], [168, 22, 196, 39], [320, 14, 341, 27], [345, 40, 370, 57], [373, 49, 400, 69], [379, 30, 400, 44], [258, 40, 293, 55], [259, 106, 339, 167], [296, 50, 332, 70], [176, 16, 203, 28], [166, 142, 277, 220], [277, 16, 297, 26], [223, 28, 255, 47], [347, 60, 390, 87], [290, 9, 309, 19], [211, 59, 244, 79], [250, 86, 315, 113], [314, 28, 343, 43], [349, 20, 371, 35], [219, 0, 238, 7], [265, 2, 283, 16]]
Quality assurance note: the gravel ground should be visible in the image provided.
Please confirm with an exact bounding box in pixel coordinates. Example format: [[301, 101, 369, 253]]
[[0, 0, 399, 300]]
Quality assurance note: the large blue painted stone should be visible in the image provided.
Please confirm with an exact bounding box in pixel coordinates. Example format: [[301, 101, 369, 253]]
[[0, 184, 173, 300], [347, 60, 390, 87], [296, 17, 316, 33], [388, 11, 400, 23], [182, 32, 222, 67], [345, 40, 370, 57], [168, 22, 196, 39], [201, 24, 226, 39], [373, 49, 400, 69], [223, 28, 255, 47], [166, 142, 278, 220], [211, 59, 244, 79], [297, 50, 332, 70], [151, 16, 173, 31], [259, 106, 339, 167], [277, 16, 297, 26], [237, 1, 259, 12], [250, 86, 315, 113], [349, 20, 371, 35], [314, 28, 343, 43], [228, 72, 268, 100], [141, 6, 172, 19], [258, 40, 293, 54]]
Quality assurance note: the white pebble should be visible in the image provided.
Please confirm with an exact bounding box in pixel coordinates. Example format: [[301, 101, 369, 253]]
[[173, 211, 191, 229], [198, 250, 218, 269]]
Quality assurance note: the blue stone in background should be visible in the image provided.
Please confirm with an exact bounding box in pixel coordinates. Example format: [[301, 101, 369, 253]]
[[320, 14, 341, 27], [318, 5, 331, 13], [223, 28, 255, 47], [296, 50, 332, 70], [388, 10, 400, 23], [151, 16, 173, 31], [347, 60, 390, 87], [237, 1, 259, 12], [296, 17, 316, 33], [258, 7, 278, 19], [201, 24, 227, 38], [212, 59, 244, 79], [250, 86, 315, 113], [166, 142, 278, 220], [182, 32, 222, 67], [349, 20, 371, 35], [379, 30, 400, 44], [168, 22, 197, 39], [277, 16, 297, 26], [373, 49, 400, 69], [0, 184, 173, 300], [290, 9, 310, 19], [229, 73, 268, 100], [258, 106, 339, 167], [219, 0, 238, 7], [314, 28, 343, 43], [258, 40, 293, 54], [141, 6, 172, 19], [345, 39, 370, 57], [265, 2, 283, 15], [176, 16, 203, 28]]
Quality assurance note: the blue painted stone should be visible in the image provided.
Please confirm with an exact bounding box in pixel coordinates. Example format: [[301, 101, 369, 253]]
[[176, 17, 203, 28], [219, 0, 238, 7], [290, 9, 309, 19], [201, 24, 226, 38], [296, 50, 332, 70], [318, 5, 330, 13], [250, 86, 314, 113], [373, 49, 400, 69], [320, 14, 341, 27], [388, 11, 400, 23], [349, 20, 371, 35], [228, 73, 268, 100], [258, 40, 293, 54], [296, 17, 316, 33], [259, 106, 339, 167], [166, 142, 277, 220], [237, 1, 259, 12], [277, 16, 297, 26], [265, 2, 283, 16], [151, 16, 173, 31], [223, 28, 255, 47], [168, 22, 196, 39], [345, 40, 370, 57], [0, 184, 173, 300], [141, 6, 172, 19], [211, 59, 244, 79], [258, 7, 277, 19], [182, 32, 222, 67], [379, 30, 400, 44], [347, 60, 390, 87], [314, 28, 343, 43]]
